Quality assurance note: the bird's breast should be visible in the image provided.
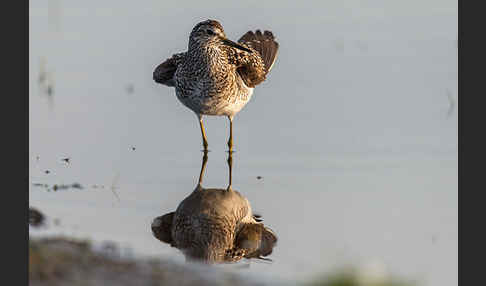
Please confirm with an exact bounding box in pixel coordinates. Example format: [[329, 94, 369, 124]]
[[174, 64, 253, 116]]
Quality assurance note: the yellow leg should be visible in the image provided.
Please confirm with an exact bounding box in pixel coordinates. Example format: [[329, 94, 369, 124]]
[[226, 150, 233, 192], [199, 117, 209, 151], [197, 150, 209, 190], [227, 116, 233, 151]]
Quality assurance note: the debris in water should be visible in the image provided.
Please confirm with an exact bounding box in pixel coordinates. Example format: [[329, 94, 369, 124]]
[[256, 176, 263, 180], [46, 72, 55, 96], [445, 89, 455, 118], [432, 235, 438, 244], [61, 158, 70, 164], [110, 173, 121, 202], [33, 183, 49, 188], [126, 84, 134, 94], [47, 85, 54, 96], [33, 183, 85, 192], [52, 183, 84, 191], [71, 183, 83, 189], [29, 207, 45, 227]]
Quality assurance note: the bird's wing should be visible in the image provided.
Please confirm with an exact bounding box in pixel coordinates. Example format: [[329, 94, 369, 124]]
[[153, 53, 185, 87], [230, 30, 278, 88], [238, 30, 279, 74], [151, 212, 175, 246], [233, 223, 277, 260]]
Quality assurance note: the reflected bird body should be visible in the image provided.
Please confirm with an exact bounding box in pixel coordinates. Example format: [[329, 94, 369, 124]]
[[169, 187, 275, 262], [152, 152, 277, 263], [153, 19, 278, 150]]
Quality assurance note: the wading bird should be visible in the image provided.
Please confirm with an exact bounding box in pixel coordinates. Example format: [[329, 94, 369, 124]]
[[153, 19, 278, 151]]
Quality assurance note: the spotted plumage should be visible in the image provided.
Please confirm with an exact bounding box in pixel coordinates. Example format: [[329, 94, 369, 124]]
[[152, 187, 277, 263], [151, 151, 277, 263], [153, 19, 279, 151]]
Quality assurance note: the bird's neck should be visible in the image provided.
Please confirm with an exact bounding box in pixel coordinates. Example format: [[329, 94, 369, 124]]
[[188, 42, 226, 67]]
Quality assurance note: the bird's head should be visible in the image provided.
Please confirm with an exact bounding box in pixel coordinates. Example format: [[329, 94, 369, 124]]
[[189, 19, 253, 53]]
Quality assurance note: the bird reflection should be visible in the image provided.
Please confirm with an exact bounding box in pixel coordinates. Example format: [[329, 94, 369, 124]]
[[152, 151, 277, 264]]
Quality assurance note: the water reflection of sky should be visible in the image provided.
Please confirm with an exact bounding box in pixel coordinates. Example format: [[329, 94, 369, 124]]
[[29, 1, 457, 285]]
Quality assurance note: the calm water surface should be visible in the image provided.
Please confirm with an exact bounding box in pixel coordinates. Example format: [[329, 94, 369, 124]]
[[29, 1, 457, 285]]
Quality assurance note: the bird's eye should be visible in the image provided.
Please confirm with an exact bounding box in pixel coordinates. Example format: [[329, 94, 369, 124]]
[[206, 30, 215, 35]]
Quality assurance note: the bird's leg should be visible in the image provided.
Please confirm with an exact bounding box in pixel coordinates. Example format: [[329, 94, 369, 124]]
[[226, 150, 233, 192], [197, 150, 209, 190], [227, 116, 234, 152], [226, 116, 235, 191], [199, 116, 209, 151]]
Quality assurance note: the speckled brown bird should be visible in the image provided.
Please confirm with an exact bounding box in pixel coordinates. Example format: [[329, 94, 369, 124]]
[[153, 19, 279, 151], [151, 151, 277, 263]]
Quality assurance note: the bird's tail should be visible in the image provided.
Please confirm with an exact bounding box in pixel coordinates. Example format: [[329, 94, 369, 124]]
[[238, 30, 279, 75]]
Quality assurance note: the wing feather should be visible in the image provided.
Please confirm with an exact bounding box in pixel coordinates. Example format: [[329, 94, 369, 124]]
[[153, 53, 185, 87], [238, 30, 279, 74]]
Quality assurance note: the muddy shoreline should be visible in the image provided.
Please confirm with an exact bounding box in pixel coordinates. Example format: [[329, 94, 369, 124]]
[[29, 236, 267, 286], [29, 235, 415, 286]]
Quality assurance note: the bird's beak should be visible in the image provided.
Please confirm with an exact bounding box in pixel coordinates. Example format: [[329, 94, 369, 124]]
[[221, 38, 253, 53]]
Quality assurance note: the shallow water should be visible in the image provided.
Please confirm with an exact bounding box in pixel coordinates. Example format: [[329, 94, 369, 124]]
[[29, 1, 457, 285]]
